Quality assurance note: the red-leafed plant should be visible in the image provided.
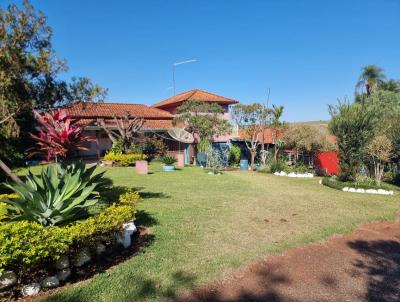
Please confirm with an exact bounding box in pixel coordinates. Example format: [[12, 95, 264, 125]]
[[28, 110, 90, 161]]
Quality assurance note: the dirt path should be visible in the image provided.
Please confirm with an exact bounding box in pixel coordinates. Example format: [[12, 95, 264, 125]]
[[174, 222, 400, 302]]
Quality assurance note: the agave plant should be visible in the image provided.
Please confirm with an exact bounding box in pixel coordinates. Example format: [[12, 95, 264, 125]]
[[0, 162, 106, 226]]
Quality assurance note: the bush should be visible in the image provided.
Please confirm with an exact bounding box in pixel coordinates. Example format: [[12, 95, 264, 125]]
[[139, 136, 167, 162], [286, 162, 314, 174], [160, 156, 177, 165], [321, 176, 396, 191], [269, 159, 288, 173], [0, 194, 17, 222], [228, 145, 241, 166], [104, 152, 146, 166], [118, 190, 141, 206], [0, 221, 71, 273], [0, 203, 136, 273], [67, 204, 135, 246], [355, 174, 377, 187], [1, 163, 107, 226]]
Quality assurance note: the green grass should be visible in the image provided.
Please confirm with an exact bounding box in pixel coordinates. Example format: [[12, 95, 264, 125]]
[[17, 163, 400, 302]]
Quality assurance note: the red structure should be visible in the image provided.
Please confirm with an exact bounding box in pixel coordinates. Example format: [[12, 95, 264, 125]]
[[314, 151, 339, 175]]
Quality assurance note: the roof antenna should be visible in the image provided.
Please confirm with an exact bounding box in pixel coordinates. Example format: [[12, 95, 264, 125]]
[[172, 59, 197, 95]]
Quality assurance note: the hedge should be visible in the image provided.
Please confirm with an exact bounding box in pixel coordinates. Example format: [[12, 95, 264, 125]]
[[104, 152, 146, 167]]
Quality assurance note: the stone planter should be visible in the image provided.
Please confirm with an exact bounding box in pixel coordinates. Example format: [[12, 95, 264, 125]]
[[135, 160, 148, 175], [163, 165, 175, 171]]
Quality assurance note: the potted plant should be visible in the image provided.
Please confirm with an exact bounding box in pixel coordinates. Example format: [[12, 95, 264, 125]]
[[161, 156, 177, 171]]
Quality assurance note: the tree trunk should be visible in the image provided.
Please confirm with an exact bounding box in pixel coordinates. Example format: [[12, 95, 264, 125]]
[[250, 150, 256, 170], [0, 159, 23, 184]]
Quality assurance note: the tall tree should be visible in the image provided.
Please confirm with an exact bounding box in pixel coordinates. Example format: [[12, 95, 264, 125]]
[[173, 101, 231, 154], [328, 100, 375, 181], [231, 103, 263, 169], [356, 65, 386, 96], [0, 0, 107, 179]]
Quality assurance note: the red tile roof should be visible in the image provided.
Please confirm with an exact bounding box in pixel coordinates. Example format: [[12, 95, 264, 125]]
[[66, 102, 174, 119], [237, 127, 284, 144], [152, 89, 238, 109], [77, 118, 175, 130]]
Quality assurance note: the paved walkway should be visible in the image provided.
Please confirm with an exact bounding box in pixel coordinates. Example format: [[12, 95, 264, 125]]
[[175, 222, 400, 302]]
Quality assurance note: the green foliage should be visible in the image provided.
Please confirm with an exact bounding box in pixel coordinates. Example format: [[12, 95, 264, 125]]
[[228, 145, 241, 166], [197, 138, 211, 153], [66, 204, 135, 246], [110, 139, 125, 153], [356, 65, 386, 96], [321, 176, 396, 191], [328, 101, 375, 181], [0, 221, 71, 272], [268, 159, 289, 173], [282, 124, 336, 153], [205, 148, 224, 174], [174, 100, 231, 145], [0, 203, 135, 273], [1, 162, 107, 226], [160, 156, 177, 165], [118, 190, 141, 206], [139, 136, 167, 162], [104, 152, 146, 167], [287, 162, 313, 173]]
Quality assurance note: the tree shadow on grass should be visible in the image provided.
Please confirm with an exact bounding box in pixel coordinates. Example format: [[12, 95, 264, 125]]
[[135, 210, 159, 227], [171, 263, 291, 302], [348, 239, 400, 302], [100, 186, 170, 204]]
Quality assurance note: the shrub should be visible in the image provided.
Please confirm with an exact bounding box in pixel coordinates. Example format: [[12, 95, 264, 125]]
[[67, 204, 135, 246], [160, 156, 177, 165], [355, 174, 377, 187], [269, 159, 288, 173], [321, 176, 396, 191], [139, 136, 167, 162], [104, 152, 146, 166], [118, 190, 141, 206], [287, 162, 314, 173], [0, 221, 71, 273], [0, 203, 135, 273], [228, 145, 241, 166], [1, 162, 107, 226], [0, 194, 17, 222]]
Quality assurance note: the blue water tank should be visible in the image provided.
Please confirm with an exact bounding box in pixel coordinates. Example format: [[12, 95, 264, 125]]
[[240, 159, 248, 170]]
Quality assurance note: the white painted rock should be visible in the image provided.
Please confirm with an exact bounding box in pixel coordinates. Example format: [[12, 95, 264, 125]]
[[388, 190, 394, 195], [56, 268, 71, 281], [96, 243, 106, 255], [306, 173, 314, 178], [378, 189, 389, 195], [319, 179, 322, 185], [41, 276, 59, 288], [21, 283, 41, 297], [356, 188, 365, 193], [279, 171, 287, 176], [73, 248, 91, 267], [288, 172, 297, 177], [55, 255, 70, 270], [117, 222, 137, 248], [273, 172, 280, 176], [348, 188, 357, 193], [0, 271, 17, 290], [342, 187, 350, 192]]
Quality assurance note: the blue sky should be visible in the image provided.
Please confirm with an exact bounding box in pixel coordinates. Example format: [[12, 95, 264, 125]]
[[6, 0, 400, 121]]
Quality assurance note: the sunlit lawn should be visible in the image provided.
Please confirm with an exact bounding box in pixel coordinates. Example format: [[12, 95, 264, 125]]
[[20, 163, 400, 302]]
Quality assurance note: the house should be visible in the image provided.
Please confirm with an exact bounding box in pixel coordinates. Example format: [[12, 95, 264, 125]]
[[66, 89, 238, 164]]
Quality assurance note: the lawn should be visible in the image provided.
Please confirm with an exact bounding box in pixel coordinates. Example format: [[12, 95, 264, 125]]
[[21, 163, 399, 302]]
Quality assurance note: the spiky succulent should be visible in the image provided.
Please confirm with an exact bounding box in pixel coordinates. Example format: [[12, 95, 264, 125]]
[[0, 162, 106, 226]]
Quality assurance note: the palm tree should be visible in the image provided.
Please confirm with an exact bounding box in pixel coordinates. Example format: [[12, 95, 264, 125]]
[[356, 65, 386, 96], [271, 105, 284, 125]]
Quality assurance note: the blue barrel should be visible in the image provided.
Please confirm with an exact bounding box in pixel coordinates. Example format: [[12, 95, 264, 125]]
[[240, 159, 248, 170]]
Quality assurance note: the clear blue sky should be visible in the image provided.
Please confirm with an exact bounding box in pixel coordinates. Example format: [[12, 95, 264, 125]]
[[7, 0, 400, 121]]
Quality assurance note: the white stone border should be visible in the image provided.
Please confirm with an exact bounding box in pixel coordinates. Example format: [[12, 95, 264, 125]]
[[341, 187, 394, 195], [318, 179, 395, 195], [273, 171, 314, 178]]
